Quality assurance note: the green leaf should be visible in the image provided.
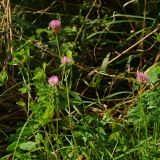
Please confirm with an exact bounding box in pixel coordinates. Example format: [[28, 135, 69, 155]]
[[112, 122, 123, 133], [20, 141, 37, 151], [108, 132, 120, 142], [91, 53, 111, 87], [16, 100, 26, 108], [145, 62, 160, 83], [101, 53, 111, 72], [102, 91, 131, 100], [19, 84, 30, 94], [0, 70, 8, 86], [43, 104, 55, 121], [32, 67, 46, 81], [35, 133, 43, 143], [63, 26, 77, 33], [6, 141, 19, 151], [42, 63, 46, 70], [36, 28, 51, 35], [70, 90, 82, 104]]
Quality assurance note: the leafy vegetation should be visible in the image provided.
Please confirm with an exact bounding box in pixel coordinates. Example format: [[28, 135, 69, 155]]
[[0, 0, 160, 159]]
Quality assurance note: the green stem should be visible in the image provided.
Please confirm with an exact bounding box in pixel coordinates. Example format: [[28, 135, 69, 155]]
[[138, 83, 148, 159], [12, 114, 33, 159], [65, 73, 72, 128], [56, 35, 61, 58]]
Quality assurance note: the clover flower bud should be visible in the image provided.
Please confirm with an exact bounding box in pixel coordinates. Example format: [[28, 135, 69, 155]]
[[136, 70, 148, 83], [48, 75, 59, 86], [48, 20, 61, 33], [61, 56, 71, 65]]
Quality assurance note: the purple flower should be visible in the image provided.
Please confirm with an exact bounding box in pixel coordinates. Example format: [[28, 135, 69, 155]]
[[61, 56, 71, 65], [136, 70, 148, 83], [48, 75, 59, 86], [48, 20, 62, 33]]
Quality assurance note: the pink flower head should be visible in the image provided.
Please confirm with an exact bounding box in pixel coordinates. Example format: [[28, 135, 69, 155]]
[[61, 56, 71, 65], [136, 70, 148, 83], [48, 20, 61, 33], [48, 75, 59, 86]]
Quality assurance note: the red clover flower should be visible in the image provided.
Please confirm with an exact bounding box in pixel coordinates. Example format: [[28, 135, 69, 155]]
[[48, 75, 59, 86], [48, 20, 62, 33], [61, 56, 71, 65], [136, 70, 148, 83]]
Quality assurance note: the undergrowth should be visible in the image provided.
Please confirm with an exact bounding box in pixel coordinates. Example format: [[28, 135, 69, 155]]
[[0, 0, 160, 159]]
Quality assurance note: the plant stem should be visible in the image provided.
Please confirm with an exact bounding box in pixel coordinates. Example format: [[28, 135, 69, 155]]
[[56, 35, 61, 58], [65, 72, 72, 128]]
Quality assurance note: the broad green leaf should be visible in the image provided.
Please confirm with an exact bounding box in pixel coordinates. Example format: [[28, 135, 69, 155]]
[[20, 141, 37, 151]]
